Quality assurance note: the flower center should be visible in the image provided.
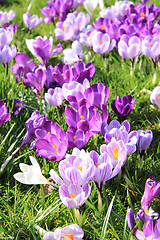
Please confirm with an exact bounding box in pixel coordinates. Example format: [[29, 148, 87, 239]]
[[100, 25, 105, 30], [48, 10, 51, 14], [96, 163, 102, 167], [61, 26, 65, 30], [30, 16, 34, 20], [80, 115, 85, 120], [156, 95, 160, 101], [69, 193, 75, 199], [15, 103, 22, 107], [115, 32, 118, 36], [47, 132, 50, 135], [140, 12, 145, 17], [63, 233, 74, 240], [77, 167, 83, 171], [61, 73, 64, 76], [99, 41, 103, 45], [52, 144, 58, 150], [113, 147, 119, 160], [150, 43, 154, 47]]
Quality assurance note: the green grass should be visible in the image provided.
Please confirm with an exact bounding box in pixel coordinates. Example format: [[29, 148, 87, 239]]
[[0, 0, 160, 239]]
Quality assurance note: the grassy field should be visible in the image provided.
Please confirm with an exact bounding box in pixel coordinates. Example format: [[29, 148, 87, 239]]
[[0, 0, 160, 239]]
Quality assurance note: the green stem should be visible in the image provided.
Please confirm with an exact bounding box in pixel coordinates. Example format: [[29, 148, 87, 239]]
[[74, 208, 82, 226]]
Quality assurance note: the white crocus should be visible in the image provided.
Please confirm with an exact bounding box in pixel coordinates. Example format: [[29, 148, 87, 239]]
[[13, 156, 50, 185], [84, 0, 104, 15]]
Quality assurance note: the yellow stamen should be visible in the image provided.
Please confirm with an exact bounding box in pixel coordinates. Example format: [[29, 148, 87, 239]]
[[52, 144, 57, 150], [30, 16, 34, 20], [61, 25, 65, 30], [80, 115, 84, 120], [73, 135, 76, 141], [96, 163, 102, 167], [47, 132, 50, 135], [100, 25, 105, 30], [113, 147, 119, 160], [48, 10, 51, 14], [15, 103, 22, 107], [61, 73, 64, 76], [115, 32, 118, 36], [63, 233, 74, 240], [77, 167, 83, 171], [144, 205, 151, 215], [69, 193, 75, 199], [6, 27, 8, 30], [140, 12, 145, 17], [150, 43, 154, 47], [99, 41, 103, 45]]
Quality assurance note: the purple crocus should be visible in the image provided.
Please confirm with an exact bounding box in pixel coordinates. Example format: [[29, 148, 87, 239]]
[[135, 206, 159, 222], [0, 100, 11, 125], [90, 150, 124, 192], [12, 52, 38, 83], [43, 224, 84, 240], [141, 176, 160, 209], [52, 63, 74, 86], [111, 95, 135, 121], [59, 183, 91, 208], [133, 218, 160, 240], [137, 129, 153, 156], [10, 99, 25, 115], [0, 27, 14, 45], [23, 12, 43, 30], [126, 208, 134, 232], [0, 10, 15, 26], [26, 36, 63, 66], [66, 127, 90, 149]]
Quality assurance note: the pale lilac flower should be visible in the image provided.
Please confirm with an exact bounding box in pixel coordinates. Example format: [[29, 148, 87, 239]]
[[137, 130, 153, 156], [59, 183, 91, 208], [100, 6, 119, 20], [26, 36, 62, 66], [45, 88, 64, 107], [50, 147, 95, 186], [79, 25, 95, 48], [13, 156, 50, 185], [115, 0, 133, 16], [23, 12, 43, 30], [0, 27, 14, 45], [0, 44, 16, 67], [118, 34, 141, 61], [91, 31, 116, 55], [72, 0, 85, 9], [101, 138, 128, 168], [142, 36, 160, 64], [0, 10, 15, 26], [150, 86, 160, 108], [90, 151, 123, 191], [43, 224, 84, 240], [0, 100, 11, 125], [62, 40, 84, 65]]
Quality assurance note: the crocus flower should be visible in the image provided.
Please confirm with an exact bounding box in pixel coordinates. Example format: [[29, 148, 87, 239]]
[[66, 127, 90, 149], [52, 63, 74, 86], [43, 224, 84, 240], [50, 147, 95, 186], [141, 176, 160, 209], [0, 100, 11, 125], [90, 151, 123, 192], [40, 5, 55, 24], [137, 130, 153, 156], [91, 31, 116, 55], [127, 208, 134, 232], [26, 36, 62, 66], [0, 10, 15, 26], [62, 40, 84, 65], [0, 27, 14, 45], [111, 95, 135, 121], [142, 36, 160, 67], [23, 12, 43, 30], [135, 206, 159, 222], [59, 183, 91, 208], [84, 0, 104, 16], [10, 99, 25, 115], [13, 156, 50, 185], [45, 88, 64, 107], [118, 34, 141, 61], [0, 44, 16, 67], [150, 86, 160, 109], [133, 218, 160, 240], [12, 52, 38, 83], [100, 138, 128, 168]]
